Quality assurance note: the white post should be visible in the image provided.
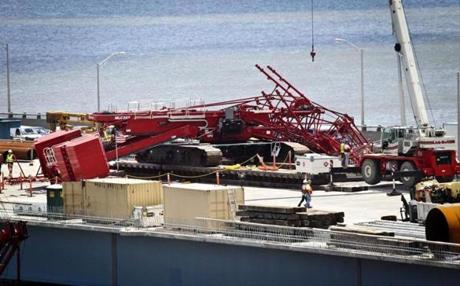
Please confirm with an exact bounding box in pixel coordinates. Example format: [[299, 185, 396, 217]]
[[6, 43, 11, 114], [335, 38, 365, 128], [360, 48, 365, 127], [457, 72, 460, 162], [96, 51, 126, 112], [1, 42, 11, 114], [115, 134, 119, 171], [96, 63, 100, 112]]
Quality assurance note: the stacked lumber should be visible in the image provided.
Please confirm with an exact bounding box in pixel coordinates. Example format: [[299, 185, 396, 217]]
[[236, 205, 344, 229]]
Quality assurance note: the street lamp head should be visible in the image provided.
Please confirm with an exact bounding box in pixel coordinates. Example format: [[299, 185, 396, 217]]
[[114, 51, 127, 57], [98, 51, 127, 66], [97, 50, 128, 112], [335, 37, 361, 51]]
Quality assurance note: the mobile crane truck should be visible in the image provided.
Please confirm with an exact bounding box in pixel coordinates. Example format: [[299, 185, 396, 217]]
[[358, 0, 459, 187]]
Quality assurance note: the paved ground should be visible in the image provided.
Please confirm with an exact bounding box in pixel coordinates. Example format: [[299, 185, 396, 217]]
[[0, 160, 408, 225], [244, 186, 407, 224], [0, 160, 49, 217]]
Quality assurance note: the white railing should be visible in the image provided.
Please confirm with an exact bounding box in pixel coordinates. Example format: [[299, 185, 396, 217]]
[[1, 209, 459, 266], [105, 98, 208, 114]]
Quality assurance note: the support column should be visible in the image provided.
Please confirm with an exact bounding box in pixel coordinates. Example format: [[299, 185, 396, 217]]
[[457, 72, 460, 161]]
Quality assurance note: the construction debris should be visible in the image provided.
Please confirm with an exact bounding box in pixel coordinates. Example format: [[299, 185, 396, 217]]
[[237, 205, 344, 228]]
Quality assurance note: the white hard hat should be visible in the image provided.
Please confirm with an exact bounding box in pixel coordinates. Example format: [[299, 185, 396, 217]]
[[8, 149, 12, 153]]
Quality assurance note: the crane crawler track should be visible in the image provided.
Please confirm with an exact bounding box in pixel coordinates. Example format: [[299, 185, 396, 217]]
[[114, 162, 354, 189]]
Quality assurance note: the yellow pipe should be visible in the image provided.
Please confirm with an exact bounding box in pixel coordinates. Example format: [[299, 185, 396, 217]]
[[425, 203, 460, 243]]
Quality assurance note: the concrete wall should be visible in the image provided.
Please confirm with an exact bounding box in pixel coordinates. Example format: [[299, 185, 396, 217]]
[[4, 225, 460, 286], [5, 226, 113, 285]]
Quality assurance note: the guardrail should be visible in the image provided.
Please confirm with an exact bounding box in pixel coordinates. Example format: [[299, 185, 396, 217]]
[[0, 112, 44, 120], [168, 217, 460, 266]]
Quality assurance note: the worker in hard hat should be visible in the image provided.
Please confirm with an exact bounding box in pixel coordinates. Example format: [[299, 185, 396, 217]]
[[5, 149, 15, 179], [298, 178, 313, 208], [339, 141, 350, 169]]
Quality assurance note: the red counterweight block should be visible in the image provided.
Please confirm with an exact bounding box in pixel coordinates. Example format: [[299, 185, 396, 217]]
[[53, 134, 109, 181], [34, 129, 82, 177]]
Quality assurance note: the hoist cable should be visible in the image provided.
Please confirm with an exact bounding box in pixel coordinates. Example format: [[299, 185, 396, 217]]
[[310, 0, 317, 62]]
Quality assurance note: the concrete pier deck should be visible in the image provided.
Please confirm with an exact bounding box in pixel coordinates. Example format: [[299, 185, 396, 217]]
[[0, 160, 459, 286]]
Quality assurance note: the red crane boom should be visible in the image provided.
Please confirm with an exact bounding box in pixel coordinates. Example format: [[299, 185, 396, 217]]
[[35, 65, 369, 181]]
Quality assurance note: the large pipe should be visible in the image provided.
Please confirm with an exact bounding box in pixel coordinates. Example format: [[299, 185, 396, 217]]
[[425, 203, 460, 243]]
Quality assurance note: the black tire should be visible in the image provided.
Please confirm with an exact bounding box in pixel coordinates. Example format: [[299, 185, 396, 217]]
[[361, 159, 381, 185], [435, 175, 454, 183], [400, 161, 418, 187]]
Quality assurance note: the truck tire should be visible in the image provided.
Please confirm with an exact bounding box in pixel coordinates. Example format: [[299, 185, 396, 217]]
[[361, 159, 381, 185], [435, 175, 454, 183], [400, 161, 418, 187]]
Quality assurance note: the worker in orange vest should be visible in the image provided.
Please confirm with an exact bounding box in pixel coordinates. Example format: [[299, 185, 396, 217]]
[[298, 178, 313, 208]]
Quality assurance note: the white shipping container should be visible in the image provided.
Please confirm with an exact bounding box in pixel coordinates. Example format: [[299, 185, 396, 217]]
[[163, 183, 244, 226], [295, 154, 342, 175]]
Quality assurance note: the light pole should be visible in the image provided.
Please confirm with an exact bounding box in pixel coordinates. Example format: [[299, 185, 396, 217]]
[[1, 42, 11, 114], [457, 71, 459, 162], [335, 38, 364, 127], [96, 51, 126, 112]]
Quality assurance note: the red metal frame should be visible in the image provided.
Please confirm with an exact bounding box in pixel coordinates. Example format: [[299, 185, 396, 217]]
[[35, 65, 372, 181], [91, 65, 370, 160]]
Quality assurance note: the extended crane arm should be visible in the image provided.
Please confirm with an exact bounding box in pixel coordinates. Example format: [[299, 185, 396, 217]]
[[390, 0, 429, 127]]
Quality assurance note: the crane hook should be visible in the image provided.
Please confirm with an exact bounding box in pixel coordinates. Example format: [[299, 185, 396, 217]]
[[310, 48, 316, 62]]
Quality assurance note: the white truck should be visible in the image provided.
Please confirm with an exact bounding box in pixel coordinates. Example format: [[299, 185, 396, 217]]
[[10, 126, 49, 141]]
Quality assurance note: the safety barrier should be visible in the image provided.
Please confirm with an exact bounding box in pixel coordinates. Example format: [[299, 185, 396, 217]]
[[1, 207, 458, 268]]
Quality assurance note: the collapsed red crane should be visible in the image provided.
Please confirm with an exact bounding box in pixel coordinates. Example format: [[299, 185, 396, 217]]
[[35, 65, 369, 181]]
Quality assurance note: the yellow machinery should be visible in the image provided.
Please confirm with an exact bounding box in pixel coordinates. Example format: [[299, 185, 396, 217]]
[[412, 180, 460, 243], [46, 111, 95, 132], [425, 203, 460, 243], [414, 180, 460, 203]]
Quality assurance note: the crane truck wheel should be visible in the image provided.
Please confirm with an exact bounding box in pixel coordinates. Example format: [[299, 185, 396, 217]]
[[361, 159, 381, 185], [435, 175, 454, 183], [400, 161, 419, 187]]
